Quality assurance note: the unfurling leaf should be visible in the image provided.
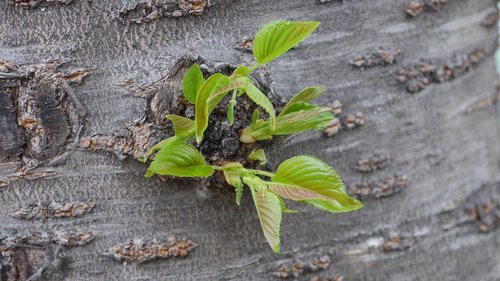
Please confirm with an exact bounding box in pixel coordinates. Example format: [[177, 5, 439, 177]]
[[195, 73, 231, 143], [271, 155, 363, 212], [272, 107, 333, 135], [253, 20, 320, 65], [166, 115, 195, 137], [245, 83, 276, 128], [239, 107, 333, 143], [147, 142, 214, 178], [251, 109, 260, 129], [248, 149, 267, 166], [222, 162, 245, 205], [246, 177, 282, 253], [182, 63, 204, 104], [279, 86, 325, 116]]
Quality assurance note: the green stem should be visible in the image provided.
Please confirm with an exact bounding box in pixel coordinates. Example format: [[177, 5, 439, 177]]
[[245, 169, 275, 178], [211, 166, 225, 171], [248, 63, 261, 73], [211, 166, 275, 178]]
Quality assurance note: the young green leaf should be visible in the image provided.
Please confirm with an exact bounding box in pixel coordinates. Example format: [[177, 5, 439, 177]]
[[207, 77, 249, 114], [239, 124, 272, 144], [279, 86, 325, 116], [245, 83, 276, 128], [232, 65, 252, 77], [147, 142, 214, 178], [251, 109, 260, 129], [253, 20, 320, 65], [246, 177, 282, 253], [195, 73, 231, 143], [182, 63, 205, 104], [272, 107, 333, 135], [138, 136, 179, 163], [227, 90, 237, 125], [248, 148, 267, 166], [279, 101, 317, 116], [222, 162, 245, 205], [166, 115, 195, 137], [270, 155, 363, 212], [239, 107, 333, 143]]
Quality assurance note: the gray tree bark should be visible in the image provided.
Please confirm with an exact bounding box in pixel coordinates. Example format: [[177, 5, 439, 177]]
[[1, 0, 499, 280]]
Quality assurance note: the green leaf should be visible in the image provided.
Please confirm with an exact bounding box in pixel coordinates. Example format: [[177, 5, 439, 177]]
[[182, 63, 204, 104], [271, 155, 363, 213], [195, 73, 231, 143], [138, 136, 178, 163], [239, 124, 272, 144], [207, 77, 248, 114], [227, 91, 237, 125], [279, 102, 317, 116], [247, 179, 282, 253], [166, 115, 195, 137], [273, 107, 333, 135], [279, 86, 325, 116], [245, 83, 276, 128], [251, 109, 260, 129], [232, 65, 252, 77], [222, 162, 245, 205], [301, 199, 363, 213], [275, 193, 298, 214], [147, 142, 214, 178], [240, 105, 333, 143], [253, 20, 320, 65], [248, 149, 267, 166]]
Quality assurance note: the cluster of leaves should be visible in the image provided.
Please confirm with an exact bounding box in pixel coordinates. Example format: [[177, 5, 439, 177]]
[[140, 20, 363, 253]]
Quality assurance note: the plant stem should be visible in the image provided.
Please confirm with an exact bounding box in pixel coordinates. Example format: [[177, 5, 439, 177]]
[[245, 169, 275, 178], [248, 63, 260, 73], [211, 166, 225, 171], [211, 166, 275, 178]]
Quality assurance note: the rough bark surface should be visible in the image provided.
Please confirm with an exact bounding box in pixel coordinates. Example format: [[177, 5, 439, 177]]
[[1, 0, 499, 280]]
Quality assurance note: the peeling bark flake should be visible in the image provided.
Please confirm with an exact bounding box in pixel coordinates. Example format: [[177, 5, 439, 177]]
[[274, 255, 331, 279], [397, 48, 488, 93], [351, 49, 401, 68], [0, 231, 95, 249], [6, 0, 74, 9], [405, 0, 447, 17], [349, 175, 409, 199], [465, 199, 499, 233], [105, 236, 196, 263], [10, 201, 94, 220], [380, 234, 414, 252], [353, 154, 392, 173], [324, 111, 364, 137], [118, 0, 210, 24]]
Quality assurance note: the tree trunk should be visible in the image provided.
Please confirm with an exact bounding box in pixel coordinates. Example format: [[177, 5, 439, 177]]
[[1, 0, 499, 280]]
